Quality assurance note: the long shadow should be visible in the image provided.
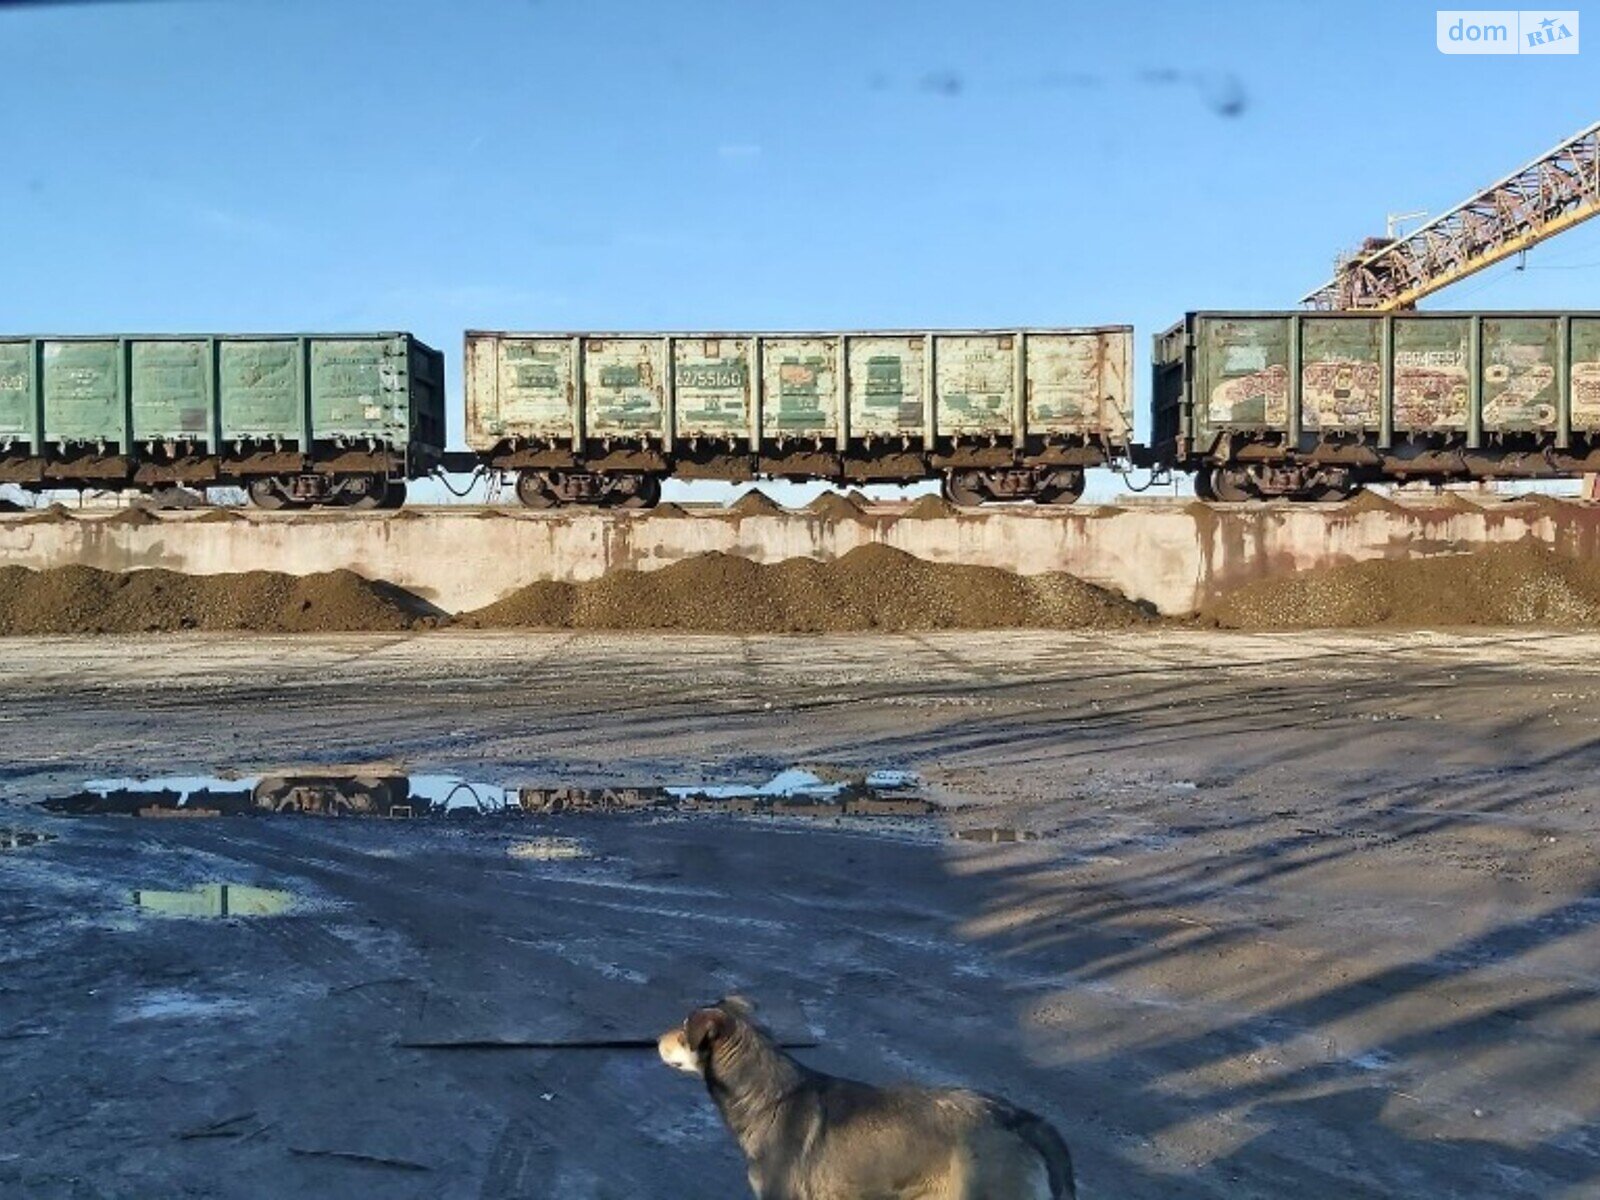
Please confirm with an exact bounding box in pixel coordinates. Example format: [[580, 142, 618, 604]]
[[932, 694, 1600, 1196]]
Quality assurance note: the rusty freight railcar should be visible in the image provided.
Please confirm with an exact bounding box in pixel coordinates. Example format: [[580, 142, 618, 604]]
[[464, 328, 1133, 507], [1152, 311, 1600, 500]]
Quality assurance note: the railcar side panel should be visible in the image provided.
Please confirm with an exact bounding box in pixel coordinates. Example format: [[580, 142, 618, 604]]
[[309, 337, 406, 444], [1572, 319, 1600, 430], [465, 335, 573, 447], [1199, 317, 1287, 428], [673, 337, 752, 441], [585, 338, 664, 437], [1026, 330, 1132, 440], [1302, 318, 1381, 433], [1482, 317, 1558, 431], [846, 336, 925, 439], [43, 339, 122, 448], [1393, 317, 1469, 433], [130, 339, 212, 445], [762, 337, 837, 440], [219, 340, 301, 441], [0, 341, 36, 450], [934, 334, 1014, 436]]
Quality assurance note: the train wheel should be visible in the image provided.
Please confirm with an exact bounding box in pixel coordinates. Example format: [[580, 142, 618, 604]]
[[941, 471, 988, 508], [1035, 468, 1086, 506], [613, 474, 662, 509], [345, 475, 393, 511], [247, 478, 290, 510], [376, 480, 408, 510], [515, 470, 559, 509], [1206, 467, 1257, 503]]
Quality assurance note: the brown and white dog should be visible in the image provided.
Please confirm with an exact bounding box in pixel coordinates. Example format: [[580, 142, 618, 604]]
[[658, 997, 1075, 1199]]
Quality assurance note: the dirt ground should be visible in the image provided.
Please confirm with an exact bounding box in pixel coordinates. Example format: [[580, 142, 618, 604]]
[[1, 629, 1597, 1199]]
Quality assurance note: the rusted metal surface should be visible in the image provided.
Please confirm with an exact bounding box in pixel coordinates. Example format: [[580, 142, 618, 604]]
[[1304, 120, 1600, 311]]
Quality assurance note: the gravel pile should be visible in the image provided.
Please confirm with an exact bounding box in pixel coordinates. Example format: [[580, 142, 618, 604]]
[[1207, 542, 1600, 629], [805, 492, 867, 521], [729, 489, 786, 515], [899, 495, 958, 519], [0, 566, 438, 634], [466, 543, 1150, 632]]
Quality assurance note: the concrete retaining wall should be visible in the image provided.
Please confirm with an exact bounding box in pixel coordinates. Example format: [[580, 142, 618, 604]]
[[3, 498, 1599, 616]]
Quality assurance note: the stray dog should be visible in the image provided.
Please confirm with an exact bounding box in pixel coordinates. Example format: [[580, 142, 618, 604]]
[[658, 997, 1075, 1199]]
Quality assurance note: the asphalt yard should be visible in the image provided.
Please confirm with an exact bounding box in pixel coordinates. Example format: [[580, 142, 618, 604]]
[[1, 629, 1597, 1198]]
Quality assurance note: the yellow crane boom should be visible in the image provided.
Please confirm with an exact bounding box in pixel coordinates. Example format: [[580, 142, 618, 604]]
[[1303, 119, 1600, 311]]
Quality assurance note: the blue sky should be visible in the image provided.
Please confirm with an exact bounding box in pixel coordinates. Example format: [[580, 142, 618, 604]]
[[0, 0, 1595, 497]]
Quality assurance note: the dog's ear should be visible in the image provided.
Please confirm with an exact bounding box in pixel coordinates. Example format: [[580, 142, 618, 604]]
[[719, 994, 757, 1018], [685, 1007, 728, 1053]]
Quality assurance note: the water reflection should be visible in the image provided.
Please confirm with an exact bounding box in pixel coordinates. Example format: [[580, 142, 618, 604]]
[[43, 767, 929, 821]]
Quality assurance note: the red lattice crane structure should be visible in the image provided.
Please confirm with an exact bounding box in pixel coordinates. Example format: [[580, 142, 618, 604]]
[[1303, 119, 1600, 311]]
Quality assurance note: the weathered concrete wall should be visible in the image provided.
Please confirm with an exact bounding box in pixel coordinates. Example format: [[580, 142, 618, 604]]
[[2, 498, 1597, 616]]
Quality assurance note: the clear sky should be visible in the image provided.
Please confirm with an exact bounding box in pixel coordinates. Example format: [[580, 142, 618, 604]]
[[0, 0, 1595, 497]]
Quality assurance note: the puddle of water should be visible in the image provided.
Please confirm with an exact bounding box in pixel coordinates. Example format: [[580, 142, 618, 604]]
[[865, 769, 920, 791], [653, 767, 930, 817], [665, 767, 847, 801], [43, 767, 930, 822], [507, 837, 591, 861], [46, 772, 512, 819], [0, 828, 55, 850], [134, 883, 295, 918]]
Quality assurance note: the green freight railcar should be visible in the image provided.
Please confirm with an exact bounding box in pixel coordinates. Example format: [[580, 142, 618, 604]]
[[1152, 311, 1600, 501], [0, 333, 445, 508], [464, 328, 1134, 507]]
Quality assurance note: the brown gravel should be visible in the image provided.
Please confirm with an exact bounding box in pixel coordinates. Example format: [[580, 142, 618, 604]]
[[0, 566, 438, 634], [805, 492, 867, 521], [1423, 490, 1485, 512], [729, 489, 786, 515], [14, 504, 74, 524], [1206, 542, 1600, 629], [99, 507, 161, 528], [1504, 492, 1577, 515], [1340, 490, 1405, 515], [899, 494, 958, 519], [465, 543, 1151, 631]]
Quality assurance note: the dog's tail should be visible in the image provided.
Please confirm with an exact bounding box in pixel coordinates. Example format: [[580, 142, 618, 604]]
[[1006, 1110, 1076, 1199]]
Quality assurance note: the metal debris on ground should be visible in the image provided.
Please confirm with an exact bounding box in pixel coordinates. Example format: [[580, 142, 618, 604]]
[[506, 837, 590, 861], [953, 827, 1035, 843], [0, 828, 55, 850]]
